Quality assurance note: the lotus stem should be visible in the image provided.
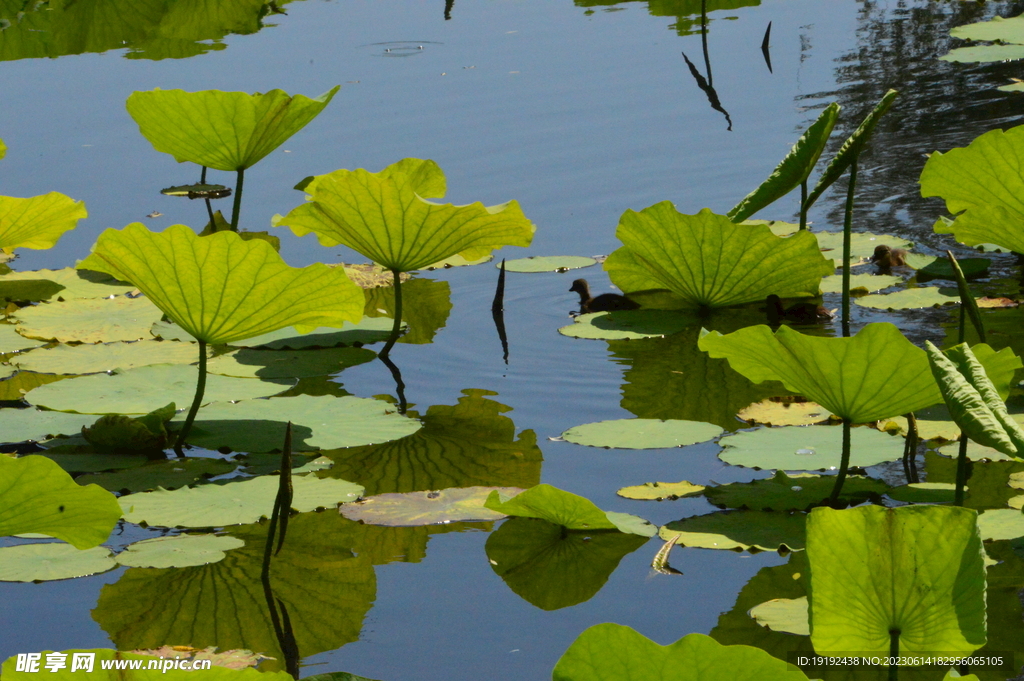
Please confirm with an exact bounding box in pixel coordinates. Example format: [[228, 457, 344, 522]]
[[379, 268, 404, 360], [201, 166, 215, 227], [955, 435, 969, 506], [841, 158, 858, 338], [901, 412, 919, 484], [230, 167, 245, 232], [889, 628, 900, 681], [799, 180, 808, 231], [173, 340, 207, 457], [829, 418, 852, 504]]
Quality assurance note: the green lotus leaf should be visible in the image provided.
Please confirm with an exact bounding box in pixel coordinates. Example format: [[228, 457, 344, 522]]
[[717, 425, 904, 470], [14, 296, 164, 344], [484, 484, 652, 534], [25, 364, 292, 415], [704, 471, 888, 511], [275, 158, 535, 272], [699, 323, 938, 422], [78, 457, 236, 493], [887, 482, 960, 504], [749, 597, 809, 636], [945, 342, 1024, 453], [160, 183, 231, 199], [362, 277, 452, 344], [15, 340, 198, 375], [552, 624, 810, 681], [560, 418, 722, 449], [977, 509, 1024, 540], [0, 193, 86, 253], [736, 399, 833, 426], [819, 273, 901, 294], [807, 505, 986, 657], [558, 310, 697, 340], [119, 474, 364, 527], [78, 224, 365, 345], [485, 517, 648, 611], [206, 347, 375, 379], [0, 454, 121, 548], [939, 439, 1017, 463], [921, 125, 1024, 253], [607, 206, 833, 308], [338, 486, 519, 526], [0, 544, 116, 582], [153, 317, 399, 348], [812, 231, 913, 267], [729, 103, 840, 222], [0, 278, 63, 302], [1, 649, 293, 680], [37, 450, 149, 475], [126, 87, 340, 171], [82, 409, 170, 454], [855, 287, 960, 310], [0, 138, 5, 160], [502, 255, 597, 273], [0, 371, 68, 400], [616, 481, 705, 500], [115, 534, 244, 569], [0, 409, 100, 444], [944, 44, 1024, 63], [805, 89, 898, 209], [0, 323, 42, 353], [909, 255, 991, 280], [660, 510, 806, 551], [943, 16, 1024, 63], [0, 268, 135, 300]]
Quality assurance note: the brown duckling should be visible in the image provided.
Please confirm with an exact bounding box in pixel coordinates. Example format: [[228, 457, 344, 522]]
[[765, 294, 834, 325], [869, 244, 908, 270], [570, 278, 640, 313]]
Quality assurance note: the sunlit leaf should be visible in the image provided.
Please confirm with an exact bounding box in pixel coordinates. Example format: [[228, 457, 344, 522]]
[[0, 267, 134, 300], [812, 231, 912, 267], [78, 224, 364, 344], [818, 273, 900, 294], [115, 534, 244, 569], [339, 486, 518, 526], [736, 399, 833, 426], [749, 597, 809, 636], [855, 287, 960, 310], [704, 471, 887, 511], [126, 87, 340, 171], [0, 324, 42, 353], [502, 255, 597, 273], [616, 481, 705, 500], [943, 16, 1024, 63], [14, 340, 198, 375], [0, 544, 116, 582], [560, 418, 722, 449], [660, 510, 807, 551], [484, 484, 653, 535], [275, 158, 535, 272], [606, 206, 833, 307], [717, 425, 904, 470], [14, 296, 164, 344], [0, 409, 98, 444], [558, 310, 696, 340], [0, 193, 86, 253]]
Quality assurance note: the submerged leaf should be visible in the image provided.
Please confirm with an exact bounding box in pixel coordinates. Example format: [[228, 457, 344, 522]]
[[78, 224, 364, 344], [0, 193, 87, 253]]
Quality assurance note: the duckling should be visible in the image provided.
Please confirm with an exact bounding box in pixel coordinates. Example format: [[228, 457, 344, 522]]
[[569, 279, 640, 313], [765, 294, 834, 325], [869, 244, 908, 271]]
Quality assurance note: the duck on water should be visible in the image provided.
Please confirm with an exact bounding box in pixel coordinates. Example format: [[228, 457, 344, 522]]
[[569, 279, 640, 313]]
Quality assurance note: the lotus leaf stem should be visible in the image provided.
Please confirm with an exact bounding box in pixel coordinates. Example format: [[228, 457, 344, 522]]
[[380, 268, 404, 360], [201, 166, 215, 226], [901, 412, 919, 484], [841, 158, 857, 338], [230, 167, 245, 232], [799, 180, 808, 230], [888, 628, 900, 681], [955, 435, 969, 506], [173, 340, 207, 457], [828, 418, 852, 504]]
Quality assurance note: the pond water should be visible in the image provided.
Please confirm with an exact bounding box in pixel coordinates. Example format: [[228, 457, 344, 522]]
[[3, 0, 1024, 680]]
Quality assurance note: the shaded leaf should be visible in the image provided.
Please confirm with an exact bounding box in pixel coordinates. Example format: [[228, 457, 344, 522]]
[[660, 510, 806, 551], [705, 471, 888, 511], [717, 425, 904, 470]]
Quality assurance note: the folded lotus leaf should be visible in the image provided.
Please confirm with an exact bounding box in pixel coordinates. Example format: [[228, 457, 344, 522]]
[[607, 205, 833, 308], [275, 158, 535, 272], [77, 224, 364, 345], [0, 193, 86, 253], [126, 87, 340, 171]]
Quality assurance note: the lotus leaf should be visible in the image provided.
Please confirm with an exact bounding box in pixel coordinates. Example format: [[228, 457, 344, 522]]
[[736, 399, 833, 426], [82, 402, 175, 454], [819, 273, 900, 294], [939, 439, 1016, 462], [807, 505, 986, 656], [0, 364, 14, 381], [0, 193, 86, 253], [606, 206, 832, 307], [421, 253, 492, 270], [485, 517, 648, 611], [115, 534, 245, 568], [812, 231, 913, 266], [943, 16, 1024, 63], [0, 371, 68, 400], [338, 486, 520, 526], [729, 103, 840, 223], [0, 267, 135, 300], [749, 597, 809, 636], [700, 323, 941, 423], [560, 418, 722, 449], [78, 224, 364, 345], [1, 649, 294, 680], [15, 340, 199, 375], [484, 484, 652, 534], [126, 87, 340, 171], [717, 425, 904, 470], [0, 543, 116, 582], [502, 255, 596, 272], [79, 458, 236, 493], [15, 296, 164, 344], [856, 287, 960, 310], [944, 44, 1024, 63], [616, 481, 705, 500], [659, 510, 806, 551], [37, 451, 148, 475], [0, 278, 64, 302], [206, 347, 375, 378], [558, 310, 696, 340], [275, 158, 535, 272], [552, 624, 810, 681], [977, 509, 1024, 540], [887, 483, 960, 503], [0, 138, 5, 159], [181, 395, 422, 452], [0, 324, 42, 353], [25, 365, 292, 415], [0, 455, 121, 548], [119, 474, 364, 527], [0, 409, 103, 445], [154, 317, 399, 348], [705, 471, 888, 511], [921, 125, 1024, 253]]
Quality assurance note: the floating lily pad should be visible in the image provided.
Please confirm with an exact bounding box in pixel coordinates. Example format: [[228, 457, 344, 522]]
[[119, 474, 364, 528], [887, 483, 960, 503], [0, 268, 135, 300], [616, 481, 705, 500], [0, 372, 68, 400], [705, 472, 888, 511], [338, 486, 520, 526], [36, 451, 149, 475], [15, 297, 164, 343], [160, 183, 231, 199], [0, 543, 116, 582], [907, 255, 991, 280], [420, 253, 492, 270], [741, 219, 800, 236], [943, 16, 1024, 63], [206, 347, 375, 379], [0, 408, 100, 443], [0, 278, 64, 303], [736, 399, 833, 426], [883, 403, 962, 441], [978, 509, 1024, 540], [78, 458, 237, 493], [560, 418, 722, 449], [558, 310, 695, 340], [819, 273, 901, 294], [0, 364, 15, 381], [14, 340, 198, 375], [718, 426, 905, 470], [181, 395, 422, 452], [115, 534, 245, 568], [0, 324, 42, 353], [749, 596, 810, 636], [855, 287, 960, 310], [154, 318, 400, 348], [813, 232, 913, 267], [484, 484, 653, 536], [938, 439, 1017, 462], [25, 365, 293, 415], [502, 256, 596, 273], [660, 510, 807, 551]]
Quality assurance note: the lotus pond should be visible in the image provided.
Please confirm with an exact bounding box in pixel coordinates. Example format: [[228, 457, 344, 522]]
[[6, 1, 1024, 680]]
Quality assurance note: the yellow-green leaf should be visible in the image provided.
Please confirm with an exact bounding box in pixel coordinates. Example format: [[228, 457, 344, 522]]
[[0, 193, 87, 253]]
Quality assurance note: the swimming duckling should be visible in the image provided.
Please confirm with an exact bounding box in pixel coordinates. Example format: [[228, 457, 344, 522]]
[[569, 279, 640, 313], [869, 244, 908, 271], [765, 294, 834, 325]]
